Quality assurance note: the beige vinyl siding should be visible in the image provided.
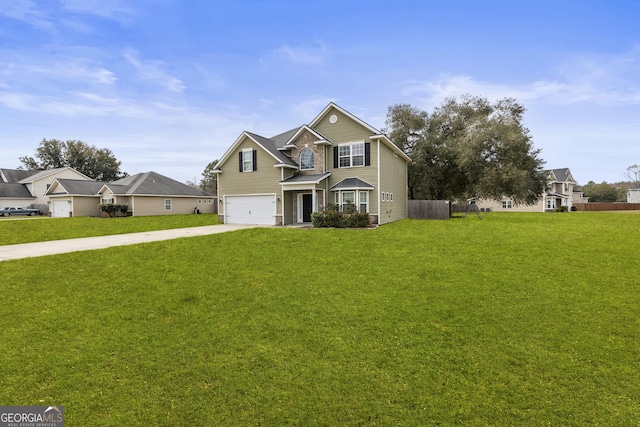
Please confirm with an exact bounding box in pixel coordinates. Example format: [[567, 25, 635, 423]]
[[476, 198, 545, 212], [378, 142, 407, 224], [28, 169, 91, 205], [314, 109, 373, 144], [130, 196, 214, 216], [316, 108, 381, 216], [71, 196, 100, 216], [218, 136, 283, 218]]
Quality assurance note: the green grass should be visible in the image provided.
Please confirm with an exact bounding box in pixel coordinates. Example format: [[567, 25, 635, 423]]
[[0, 213, 638, 425], [0, 214, 219, 245]]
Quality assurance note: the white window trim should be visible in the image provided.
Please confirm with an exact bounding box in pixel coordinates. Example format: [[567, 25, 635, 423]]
[[335, 190, 369, 213], [165, 198, 172, 211], [338, 142, 365, 168], [242, 148, 253, 172], [359, 191, 369, 213], [300, 148, 314, 170]]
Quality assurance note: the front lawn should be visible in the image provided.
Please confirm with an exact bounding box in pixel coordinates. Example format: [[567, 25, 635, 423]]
[[0, 213, 638, 425], [0, 214, 219, 245]]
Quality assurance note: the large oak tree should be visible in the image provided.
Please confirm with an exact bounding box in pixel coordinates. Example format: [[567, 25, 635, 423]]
[[20, 139, 126, 181], [385, 95, 547, 204]]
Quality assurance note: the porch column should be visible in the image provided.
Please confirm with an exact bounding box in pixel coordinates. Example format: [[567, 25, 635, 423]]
[[312, 188, 317, 212]]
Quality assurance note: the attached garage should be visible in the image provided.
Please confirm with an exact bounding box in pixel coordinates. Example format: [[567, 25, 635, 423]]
[[52, 200, 71, 218], [224, 194, 276, 225]]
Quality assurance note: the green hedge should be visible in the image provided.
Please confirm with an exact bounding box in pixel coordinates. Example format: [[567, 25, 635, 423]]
[[99, 204, 129, 217], [311, 204, 370, 228]]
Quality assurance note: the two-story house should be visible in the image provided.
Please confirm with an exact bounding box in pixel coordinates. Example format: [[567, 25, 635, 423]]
[[214, 103, 410, 226], [477, 168, 577, 212]]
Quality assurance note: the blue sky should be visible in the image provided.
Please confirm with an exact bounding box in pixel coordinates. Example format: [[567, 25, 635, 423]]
[[1, 0, 639, 185]]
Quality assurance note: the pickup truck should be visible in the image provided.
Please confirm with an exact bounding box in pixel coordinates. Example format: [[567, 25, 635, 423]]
[[0, 206, 41, 216]]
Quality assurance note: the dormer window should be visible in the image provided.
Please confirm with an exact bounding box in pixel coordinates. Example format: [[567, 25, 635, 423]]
[[300, 148, 314, 170]]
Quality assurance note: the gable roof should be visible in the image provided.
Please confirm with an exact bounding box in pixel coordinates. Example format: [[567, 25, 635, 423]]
[[18, 167, 92, 183], [216, 131, 299, 171], [216, 102, 411, 172], [547, 168, 574, 183], [45, 179, 107, 196], [330, 177, 375, 190], [108, 171, 214, 197], [0, 183, 35, 199], [310, 102, 411, 162], [0, 168, 35, 183]]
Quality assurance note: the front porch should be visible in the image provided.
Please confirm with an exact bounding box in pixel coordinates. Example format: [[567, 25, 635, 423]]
[[280, 173, 330, 225]]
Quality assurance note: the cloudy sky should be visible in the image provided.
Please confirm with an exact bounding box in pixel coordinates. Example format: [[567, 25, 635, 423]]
[[1, 0, 639, 185]]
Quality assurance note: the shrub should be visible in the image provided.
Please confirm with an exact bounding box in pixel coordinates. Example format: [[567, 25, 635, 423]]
[[555, 206, 568, 212], [312, 204, 370, 228], [99, 204, 129, 217]]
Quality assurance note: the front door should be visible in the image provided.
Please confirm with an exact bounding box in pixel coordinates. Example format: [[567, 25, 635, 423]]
[[302, 194, 313, 222]]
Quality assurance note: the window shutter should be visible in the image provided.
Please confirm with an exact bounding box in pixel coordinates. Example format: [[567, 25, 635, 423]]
[[365, 142, 371, 166], [239, 152, 243, 172], [333, 146, 339, 168], [252, 149, 257, 171]]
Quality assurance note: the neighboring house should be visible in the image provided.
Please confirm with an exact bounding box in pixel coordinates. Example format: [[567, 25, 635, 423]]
[[573, 190, 590, 204], [45, 171, 216, 217], [0, 167, 91, 211], [627, 188, 640, 203], [213, 102, 411, 225], [477, 168, 578, 212]]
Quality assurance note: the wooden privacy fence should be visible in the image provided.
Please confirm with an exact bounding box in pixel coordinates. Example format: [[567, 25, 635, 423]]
[[407, 200, 451, 220], [573, 203, 640, 211]]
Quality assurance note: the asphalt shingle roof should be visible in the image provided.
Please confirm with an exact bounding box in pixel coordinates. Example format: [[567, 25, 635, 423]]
[[0, 169, 35, 183], [0, 183, 35, 198], [110, 172, 214, 196]]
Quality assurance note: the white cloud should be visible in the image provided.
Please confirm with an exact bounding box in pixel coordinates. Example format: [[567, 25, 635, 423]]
[[60, 0, 134, 21], [123, 49, 185, 93], [0, 0, 55, 31], [268, 42, 328, 66], [402, 46, 640, 109]]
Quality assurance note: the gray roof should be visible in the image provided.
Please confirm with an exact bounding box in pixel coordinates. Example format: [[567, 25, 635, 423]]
[[18, 167, 71, 183], [280, 172, 331, 184], [547, 168, 573, 182], [330, 177, 375, 190], [0, 183, 35, 199], [51, 179, 107, 196], [1, 168, 35, 183], [110, 172, 214, 197], [245, 132, 299, 168], [270, 127, 302, 148]]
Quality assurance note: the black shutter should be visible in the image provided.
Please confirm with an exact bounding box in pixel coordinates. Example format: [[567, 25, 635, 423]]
[[333, 146, 339, 168], [252, 149, 257, 171], [239, 152, 243, 172], [364, 143, 371, 166]]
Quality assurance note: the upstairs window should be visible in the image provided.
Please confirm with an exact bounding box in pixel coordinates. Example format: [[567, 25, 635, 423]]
[[334, 142, 370, 168], [239, 149, 257, 172], [300, 148, 314, 170]]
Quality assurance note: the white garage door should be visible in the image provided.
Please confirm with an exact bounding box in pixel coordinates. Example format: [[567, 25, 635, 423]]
[[225, 195, 276, 225], [52, 200, 71, 218]]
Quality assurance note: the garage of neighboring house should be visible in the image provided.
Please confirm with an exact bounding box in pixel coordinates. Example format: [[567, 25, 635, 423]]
[[224, 194, 276, 225], [52, 199, 71, 218]]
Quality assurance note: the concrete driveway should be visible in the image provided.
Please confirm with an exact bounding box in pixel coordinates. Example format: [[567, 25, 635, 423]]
[[0, 224, 263, 261]]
